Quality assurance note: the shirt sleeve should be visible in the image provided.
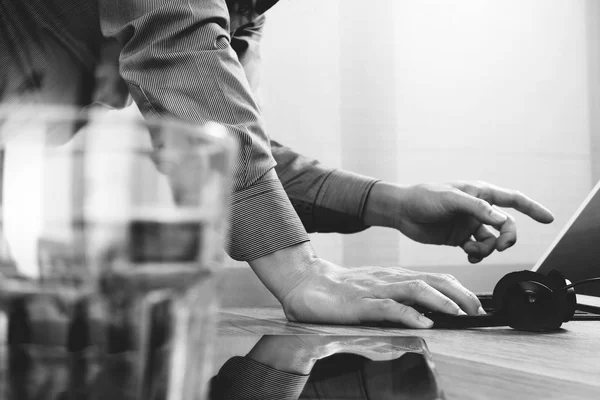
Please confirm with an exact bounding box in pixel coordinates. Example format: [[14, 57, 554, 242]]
[[97, 0, 309, 261], [209, 356, 309, 400], [271, 140, 379, 234]]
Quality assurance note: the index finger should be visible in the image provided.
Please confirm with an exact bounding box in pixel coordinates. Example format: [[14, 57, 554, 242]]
[[422, 273, 485, 315], [473, 183, 554, 224]]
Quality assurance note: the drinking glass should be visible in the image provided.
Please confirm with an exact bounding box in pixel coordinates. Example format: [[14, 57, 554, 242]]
[[0, 105, 235, 400]]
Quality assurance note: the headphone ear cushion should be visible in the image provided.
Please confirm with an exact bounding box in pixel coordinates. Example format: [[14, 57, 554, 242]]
[[502, 280, 563, 331], [492, 271, 547, 313], [493, 270, 570, 331]]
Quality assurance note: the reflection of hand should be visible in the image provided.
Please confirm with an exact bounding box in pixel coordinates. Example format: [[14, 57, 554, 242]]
[[363, 181, 554, 263], [246, 335, 423, 375], [294, 336, 423, 362], [251, 243, 483, 329]]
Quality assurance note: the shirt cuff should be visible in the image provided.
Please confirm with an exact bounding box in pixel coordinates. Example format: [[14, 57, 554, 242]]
[[228, 169, 310, 261], [312, 169, 380, 233], [211, 356, 309, 400]]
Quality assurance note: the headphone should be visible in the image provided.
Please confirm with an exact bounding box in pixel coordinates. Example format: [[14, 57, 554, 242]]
[[426, 270, 600, 332]]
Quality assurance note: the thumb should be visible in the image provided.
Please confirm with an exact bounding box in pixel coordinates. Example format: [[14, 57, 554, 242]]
[[446, 189, 508, 226]]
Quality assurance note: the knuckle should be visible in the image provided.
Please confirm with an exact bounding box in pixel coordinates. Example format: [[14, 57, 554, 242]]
[[407, 279, 429, 295], [395, 303, 415, 319], [473, 198, 490, 211], [443, 188, 464, 203], [463, 290, 480, 306], [452, 180, 468, 189], [413, 183, 427, 190], [508, 189, 525, 206], [441, 296, 458, 310], [467, 290, 479, 302], [512, 189, 525, 199], [377, 299, 398, 314], [433, 273, 457, 285], [446, 187, 462, 197]]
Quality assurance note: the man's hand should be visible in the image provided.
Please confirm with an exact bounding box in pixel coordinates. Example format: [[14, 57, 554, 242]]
[[249, 242, 484, 329], [363, 181, 554, 263]]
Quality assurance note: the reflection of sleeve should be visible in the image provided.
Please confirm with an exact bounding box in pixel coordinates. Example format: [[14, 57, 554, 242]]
[[210, 356, 309, 400], [300, 353, 444, 400], [97, 0, 309, 261], [231, 16, 379, 234]]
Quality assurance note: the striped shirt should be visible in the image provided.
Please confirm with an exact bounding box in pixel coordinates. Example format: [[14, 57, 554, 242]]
[[0, 0, 378, 262], [210, 356, 309, 399]]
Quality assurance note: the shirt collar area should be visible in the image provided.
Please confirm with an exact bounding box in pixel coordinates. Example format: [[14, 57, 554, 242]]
[[228, 0, 279, 32]]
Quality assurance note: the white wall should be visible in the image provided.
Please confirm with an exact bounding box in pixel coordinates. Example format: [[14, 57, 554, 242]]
[[390, 0, 592, 267], [587, 0, 600, 183], [260, 0, 344, 265]]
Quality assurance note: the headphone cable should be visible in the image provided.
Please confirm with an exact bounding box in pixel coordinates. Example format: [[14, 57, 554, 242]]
[[561, 277, 600, 291]]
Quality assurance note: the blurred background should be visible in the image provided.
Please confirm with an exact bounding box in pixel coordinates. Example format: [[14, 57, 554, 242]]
[[220, 0, 600, 304]]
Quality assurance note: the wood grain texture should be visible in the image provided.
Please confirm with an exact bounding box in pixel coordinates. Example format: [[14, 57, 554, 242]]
[[434, 354, 600, 400], [218, 307, 600, 400]]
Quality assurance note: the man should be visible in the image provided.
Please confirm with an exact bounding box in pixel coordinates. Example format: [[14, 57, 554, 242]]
[[0, 0, 554, 328]]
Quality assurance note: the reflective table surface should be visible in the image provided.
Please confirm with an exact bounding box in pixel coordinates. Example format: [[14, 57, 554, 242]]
[[0, 306, 444, 399], [3, 305, 600, 400], [211, 334, 444, 399]]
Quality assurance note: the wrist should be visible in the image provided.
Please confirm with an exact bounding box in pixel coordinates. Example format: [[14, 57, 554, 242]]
[[362, 181, 410, 229], [246, 336, 318, 375], [247, 241, 319, 305]]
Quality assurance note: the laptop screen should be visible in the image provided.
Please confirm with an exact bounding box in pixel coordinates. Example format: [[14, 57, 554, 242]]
[[534, 181, 600, 297]]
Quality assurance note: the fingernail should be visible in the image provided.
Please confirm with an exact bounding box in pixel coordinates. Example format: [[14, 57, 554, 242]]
[[418, 314, 434, 328], [477, 306, 487, 315], [489, 208, 507, 223], [457, 309, 467, 316]]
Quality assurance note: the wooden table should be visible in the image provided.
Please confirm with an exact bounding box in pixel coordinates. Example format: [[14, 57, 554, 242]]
[[219, 307, 600, 400]]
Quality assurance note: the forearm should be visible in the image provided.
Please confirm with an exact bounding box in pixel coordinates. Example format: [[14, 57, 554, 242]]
[[271, 140, 379, 234], [362, 181, 411, 229]]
